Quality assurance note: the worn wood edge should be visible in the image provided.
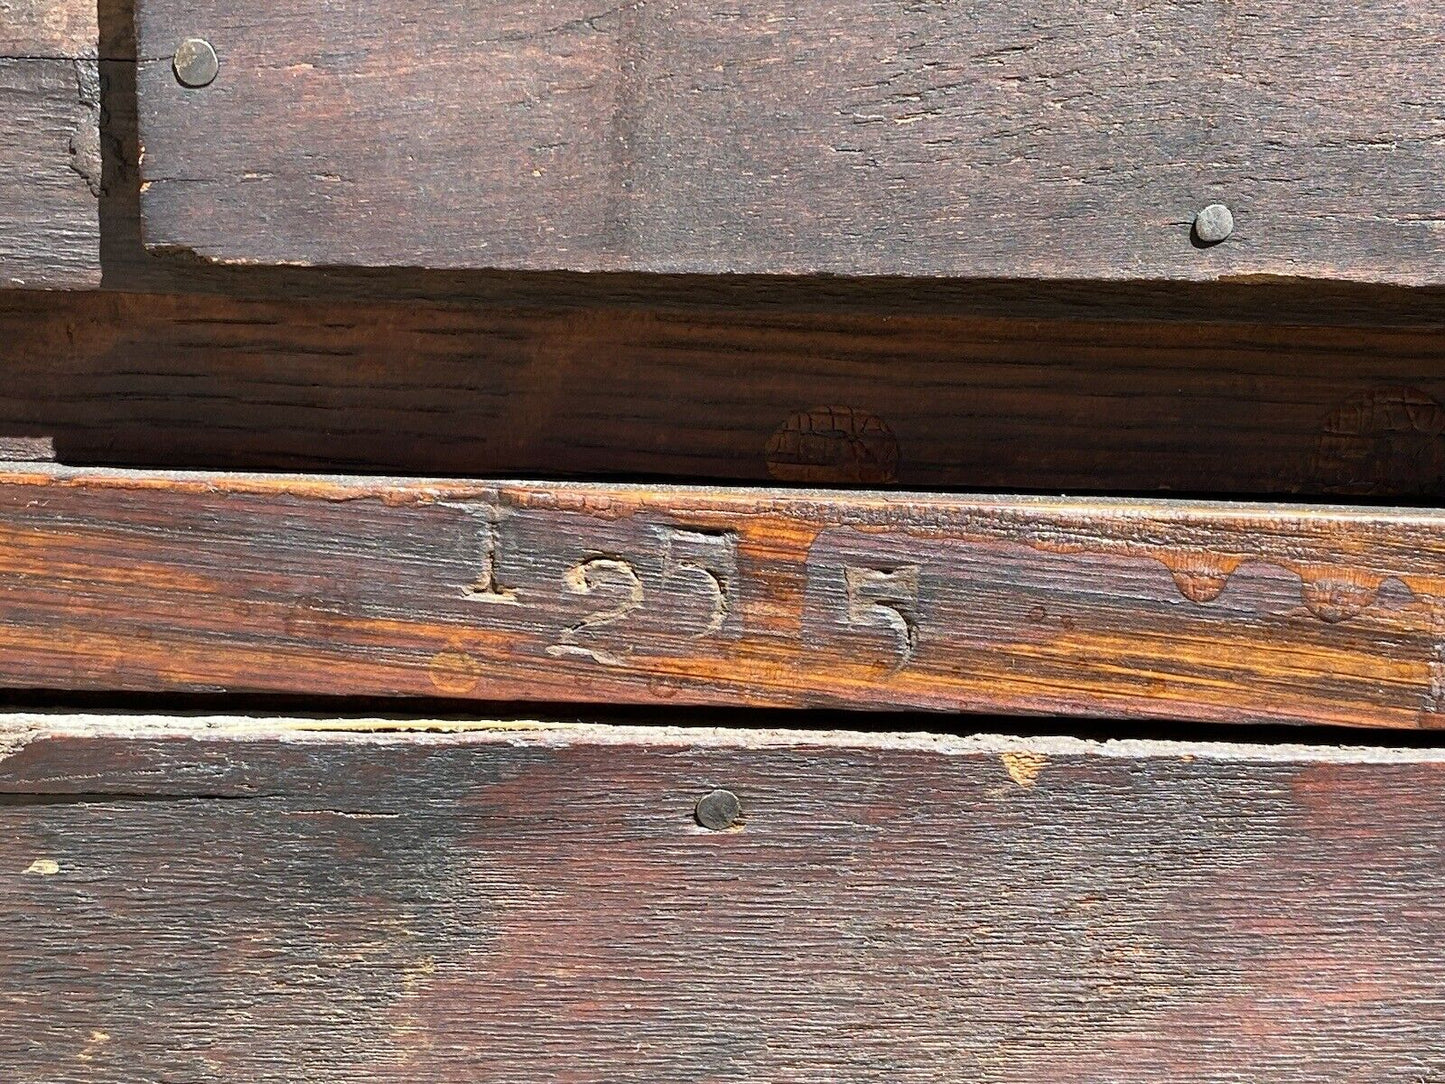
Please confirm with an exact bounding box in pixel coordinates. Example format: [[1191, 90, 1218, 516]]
[[1, 713, 1442, 765], [3, 710, 1442, 1082], [6, 461, 1443, 523]]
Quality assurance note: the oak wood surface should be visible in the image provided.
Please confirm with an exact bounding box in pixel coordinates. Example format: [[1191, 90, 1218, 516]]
[[6, 289, 1445, 496], [3, 465, 1445, 727], [2, 714, 1444, 1082], [133, 0, 1445, 282]]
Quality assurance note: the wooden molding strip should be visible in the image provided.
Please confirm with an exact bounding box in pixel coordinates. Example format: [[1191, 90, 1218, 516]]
[[3, 465, 1445, 727], [134, 0, 1445, 282], [3, 715, 1445, 1078]]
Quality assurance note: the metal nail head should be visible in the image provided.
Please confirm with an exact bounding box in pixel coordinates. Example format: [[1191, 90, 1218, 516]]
[[1193, 203, 1234, 246], [695, 789, 742, 830], [174, 38, 219, 88]]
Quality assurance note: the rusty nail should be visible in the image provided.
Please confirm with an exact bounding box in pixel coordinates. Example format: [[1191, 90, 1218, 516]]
[[1192, 203, 1234, 246], [173, 38, 219, 88], [695, 788, 742, 830]]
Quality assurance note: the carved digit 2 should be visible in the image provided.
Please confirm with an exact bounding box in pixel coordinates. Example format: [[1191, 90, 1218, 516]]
[[548, 558, 645, 667]]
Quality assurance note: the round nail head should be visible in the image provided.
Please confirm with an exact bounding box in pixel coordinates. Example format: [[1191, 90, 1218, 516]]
[[174, 38, 219, 88], [695, 789, 742, 830], [1193, 203, 1234, 245]]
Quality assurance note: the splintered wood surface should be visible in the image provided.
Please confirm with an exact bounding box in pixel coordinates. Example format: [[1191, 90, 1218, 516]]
[[6, 290, 1445, 496], [3, 715, 1445, 1082], [4, 465, 1445, 727], [0, 1, 100, 289], [134, 0, 1445, 281]]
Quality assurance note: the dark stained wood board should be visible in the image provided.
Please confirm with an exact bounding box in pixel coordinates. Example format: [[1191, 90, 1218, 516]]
[[7, 289, 1445, 496], [133, 0, 1445, 281], [0, 0, 101, 289], [85, 0, 1445, 320], [3, 714, 1445, 1082], [5, 465, 1445, 727]]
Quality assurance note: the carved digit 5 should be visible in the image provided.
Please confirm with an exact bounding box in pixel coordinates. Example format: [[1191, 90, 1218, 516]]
[[659, 527, 738, 636], [548, 558, 645, 666], [844, 565, 921, 671]]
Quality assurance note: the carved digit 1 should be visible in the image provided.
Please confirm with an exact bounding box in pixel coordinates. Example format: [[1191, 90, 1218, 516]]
[[843, 565, 921, 671], [463, 514, 518, 604], [547, 558, 645, 667], [659, 527, 738, 635]]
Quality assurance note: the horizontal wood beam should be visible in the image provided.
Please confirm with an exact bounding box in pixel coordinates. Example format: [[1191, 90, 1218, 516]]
[[4, 290, 1445, 496], [3, 466, 1445, 727], [0, 1, 101, 289], [134, 0, 1445, 282], [3, 715, 1444, 1079]]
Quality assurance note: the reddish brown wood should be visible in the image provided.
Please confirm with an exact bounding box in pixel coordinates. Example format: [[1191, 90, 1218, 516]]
[[5, 289, 1445, 495], [133, 0, 1445, 282], [0, 1, 100, 289], [1, 465, 1443, 727], [3, 714, 1445, 1081]]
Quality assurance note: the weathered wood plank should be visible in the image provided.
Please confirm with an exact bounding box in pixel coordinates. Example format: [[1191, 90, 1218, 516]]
[[3, 715, 1445, 1082], [133, 0, 1445, 282], [0, 0, 97, 57], [0, 0, 100, 289], [6, 289, 1445, 495], [90, 0, 1445, 318], [2, 465, 1445, 727], [0, 59, 101, 289]]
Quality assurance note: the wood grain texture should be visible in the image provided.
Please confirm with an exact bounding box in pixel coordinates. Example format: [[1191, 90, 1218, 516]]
[[0, 59, 101, 289], [78, 0, 1445, 319], [134, 0, 1445, 281], [0, 0, 97, 57], [6, 289, 1445, 495], [4, 465, 1445, 727], [0, 0, 99, 289], [2, 714, 1445, 1082]]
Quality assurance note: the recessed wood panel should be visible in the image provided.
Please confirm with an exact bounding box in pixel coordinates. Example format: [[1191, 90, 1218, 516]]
[[6, 290, 1445, 495]]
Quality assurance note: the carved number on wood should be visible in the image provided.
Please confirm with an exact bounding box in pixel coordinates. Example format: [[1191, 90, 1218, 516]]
[[844, 565, 921, 671], [658, 526, 738, 636], [462, 512, 519, 604], [548, 558, 646, 667], [538, 527, 738, 666]]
